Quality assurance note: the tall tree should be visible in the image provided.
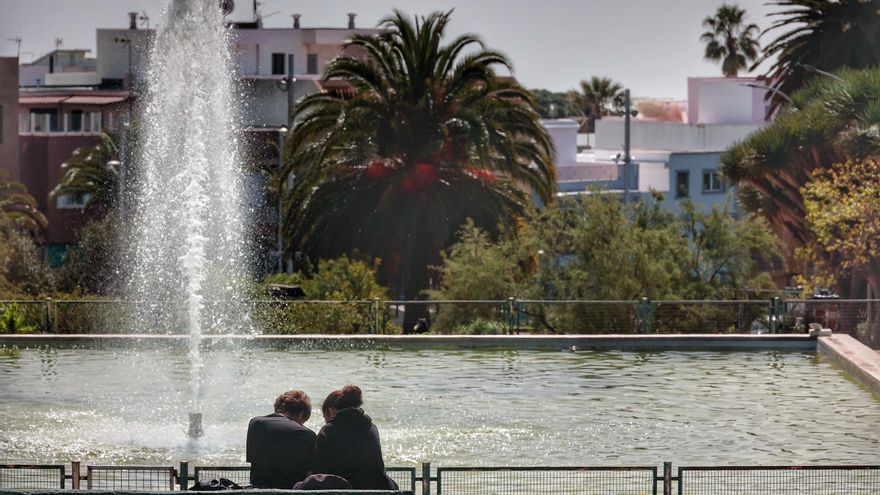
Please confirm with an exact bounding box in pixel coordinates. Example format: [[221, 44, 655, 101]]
[[754, 0, 880, 112], [566, 76, 624, 133], [700, 4, 760, 77], [281, 10, 555, 299]]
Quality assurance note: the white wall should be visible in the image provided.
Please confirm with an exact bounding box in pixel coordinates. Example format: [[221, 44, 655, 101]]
[[541, 118, 579, 168], [95, 29, 153, 84], [687, 77, 768, 125], [595, 119, 765, 152]]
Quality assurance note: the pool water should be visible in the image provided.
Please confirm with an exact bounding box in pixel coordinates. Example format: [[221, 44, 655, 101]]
[[0, 346, 878, 466]]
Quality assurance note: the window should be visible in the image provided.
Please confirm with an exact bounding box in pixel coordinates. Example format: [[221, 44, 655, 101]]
[[69, 110, 84, 132], [31, 109, 59, 132], [675, 171, 689, 198], [307, 54, 318, 74], [271, 53, 285, 75], [57, 192, 91, 209], [702, 170, 726, 193], [89, 112, 102, 132]]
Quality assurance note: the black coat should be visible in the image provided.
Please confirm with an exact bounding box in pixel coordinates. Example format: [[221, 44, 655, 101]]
[[313, 407, 392, 490], [246, 413, 316, 488]]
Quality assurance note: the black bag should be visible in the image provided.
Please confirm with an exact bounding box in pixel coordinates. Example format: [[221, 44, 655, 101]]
[[292, 474, 352, 490], [189, 478, 243, 491]]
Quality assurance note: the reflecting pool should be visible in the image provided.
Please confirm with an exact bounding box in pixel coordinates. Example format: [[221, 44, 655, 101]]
[[1, 346, 878, 466]]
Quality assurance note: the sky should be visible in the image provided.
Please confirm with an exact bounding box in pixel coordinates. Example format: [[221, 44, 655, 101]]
[[0, 0, 780, 99]]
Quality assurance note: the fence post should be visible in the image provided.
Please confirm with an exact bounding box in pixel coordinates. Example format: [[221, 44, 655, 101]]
[[46, 298, 55, 333], [179, 461, 188, 491], [421, 462, 431, 495], [71, 461, 80, 490], [373, 298, 381, 335], [663, 461, 672, 495], [769, 297, 782, 334], [507, 297, 515, 335]]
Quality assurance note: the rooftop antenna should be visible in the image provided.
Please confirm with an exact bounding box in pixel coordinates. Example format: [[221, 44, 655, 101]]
[[6, 36, 22, 56], [54, 37, 63, 50], [139, 12, 150, 28]]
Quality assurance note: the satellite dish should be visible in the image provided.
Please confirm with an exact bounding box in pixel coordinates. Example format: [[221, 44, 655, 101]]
[[219, 0, 234, 16]]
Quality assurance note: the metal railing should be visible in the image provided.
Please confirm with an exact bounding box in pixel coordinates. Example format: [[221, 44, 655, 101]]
[[0, 464, 65, 490], [4, 462, 880, 494], [677, 465, 880, 494], [435, 466, 658, 495], [2, 298, 878, 342], [86, 465, 176, 491]]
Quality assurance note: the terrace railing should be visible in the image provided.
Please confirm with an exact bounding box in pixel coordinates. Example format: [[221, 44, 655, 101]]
[[1, 298, 878, 343], [4, 462, 880, 494]]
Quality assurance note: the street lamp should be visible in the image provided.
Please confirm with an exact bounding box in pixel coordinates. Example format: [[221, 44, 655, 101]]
[[276, 126, 288, 274]]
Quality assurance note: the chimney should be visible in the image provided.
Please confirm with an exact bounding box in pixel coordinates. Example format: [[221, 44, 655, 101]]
[[347, 13, 356, 29], [128, 11, 138, 29], [292, 13, 301, 29]]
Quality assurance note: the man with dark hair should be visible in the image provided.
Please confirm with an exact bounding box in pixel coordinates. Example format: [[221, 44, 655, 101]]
[[246, 389, 316, 488]]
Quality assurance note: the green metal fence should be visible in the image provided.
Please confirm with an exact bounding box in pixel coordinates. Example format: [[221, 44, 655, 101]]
[[2, 298, 878, 341], [5, 462, 880, 494], [677, 465, 880, 495], [435, 466, 657, 495]]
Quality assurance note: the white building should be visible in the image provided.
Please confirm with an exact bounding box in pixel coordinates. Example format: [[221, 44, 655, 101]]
[[546, 77, 771, 213]]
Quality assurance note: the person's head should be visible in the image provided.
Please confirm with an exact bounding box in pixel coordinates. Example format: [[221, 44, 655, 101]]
[[274, 389, 311, 425], [336, 385, 363, 411], [322, 389, 342, 423]]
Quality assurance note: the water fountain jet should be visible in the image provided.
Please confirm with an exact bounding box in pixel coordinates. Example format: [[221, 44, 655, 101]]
[[125, 0, 252, 441]]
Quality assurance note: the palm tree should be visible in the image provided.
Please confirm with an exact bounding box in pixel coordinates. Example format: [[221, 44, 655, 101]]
[[720, 67, 880, 274], [754, 0, 880, 112], [701, 4, 760, 77], [0, 176, 47, 236], [566, 76, 625, 133], [282, 10, 555, 299], [51, 132, 119, 215]]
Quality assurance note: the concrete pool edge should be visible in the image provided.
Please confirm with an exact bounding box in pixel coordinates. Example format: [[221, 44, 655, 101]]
[[817, 334, 880, 397], [0, 333, 818, 351]]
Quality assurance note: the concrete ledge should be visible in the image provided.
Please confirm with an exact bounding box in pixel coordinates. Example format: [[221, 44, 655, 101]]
[[0, 333, 817, 351], [818, 334, 880, 397], [0, 491, 408, 495]]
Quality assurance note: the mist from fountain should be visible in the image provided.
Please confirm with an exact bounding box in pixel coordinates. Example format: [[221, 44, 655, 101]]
[[125, 0, 252, 436]]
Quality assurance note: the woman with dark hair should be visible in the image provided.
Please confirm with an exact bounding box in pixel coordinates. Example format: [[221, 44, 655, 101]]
[[321, 389, 342, 423], [313, 385, 397, 490]]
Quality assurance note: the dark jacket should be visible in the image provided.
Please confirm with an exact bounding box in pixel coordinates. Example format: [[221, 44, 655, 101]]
[[313, 407, 393, 490], [246, 413, 316, 488]]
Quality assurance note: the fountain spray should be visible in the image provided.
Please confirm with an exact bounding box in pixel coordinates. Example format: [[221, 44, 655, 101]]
[[126, 0, 252, 440]]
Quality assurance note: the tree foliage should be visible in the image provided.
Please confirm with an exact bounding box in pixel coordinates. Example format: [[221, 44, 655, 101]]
[[721, 67, 880, 258], [259, 255, 393, 334], [430, 194, 777, 333], [0, 175, 47, 236], [566, 76, 625, 133], [51, 132, 120, 216], [754, 0, 880, 112], [701, 3, 760, 77], [530, 89, 579, 119], [799, 158, 880, 298], [281, 10, 555, 299]]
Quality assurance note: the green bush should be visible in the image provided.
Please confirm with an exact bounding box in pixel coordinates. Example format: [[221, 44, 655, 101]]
[[1, 303, 36, 334], [454, 318, 506, 335]]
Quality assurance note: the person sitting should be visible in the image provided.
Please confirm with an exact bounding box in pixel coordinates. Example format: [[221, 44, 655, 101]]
[[313, 385, 398, 490], [246, 389, 316, 488], [321, 389, 342, 423]]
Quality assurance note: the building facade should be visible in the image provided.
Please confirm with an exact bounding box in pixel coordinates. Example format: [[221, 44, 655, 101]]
[[14, 10, 377, 271], [0, 58, 19, 181]]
